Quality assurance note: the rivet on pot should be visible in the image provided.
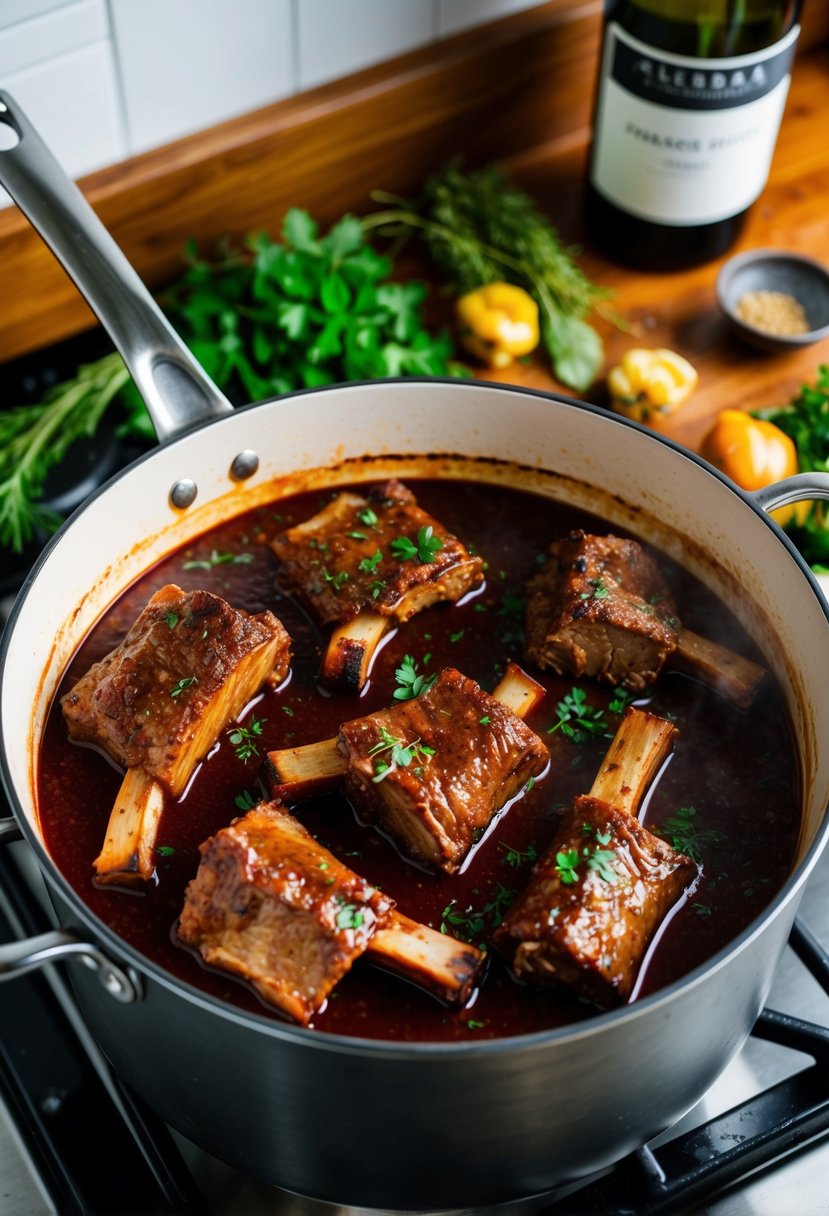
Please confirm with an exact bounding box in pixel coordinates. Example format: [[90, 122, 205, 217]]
[[170, 479, 198, 509], [230, 450, 260, 481]]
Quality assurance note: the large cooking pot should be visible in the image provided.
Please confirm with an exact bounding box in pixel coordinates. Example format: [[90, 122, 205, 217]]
[[1, 93, 828, 1211]]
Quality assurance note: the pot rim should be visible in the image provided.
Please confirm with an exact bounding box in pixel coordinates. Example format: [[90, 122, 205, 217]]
[[2, 376, 828, 1058]]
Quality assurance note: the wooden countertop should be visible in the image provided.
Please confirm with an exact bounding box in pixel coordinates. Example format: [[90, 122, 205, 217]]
[[1, 1, 827, 467], [489, 45, 829, 455]]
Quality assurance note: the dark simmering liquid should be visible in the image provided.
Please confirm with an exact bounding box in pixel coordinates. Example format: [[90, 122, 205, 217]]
[[37, 479, 800, 1041]]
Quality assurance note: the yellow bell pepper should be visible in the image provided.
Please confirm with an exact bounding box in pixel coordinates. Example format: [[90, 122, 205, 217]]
[[608, 348, 698, 430], [455, 282, 540, 369], [701, 408, 804, 525]]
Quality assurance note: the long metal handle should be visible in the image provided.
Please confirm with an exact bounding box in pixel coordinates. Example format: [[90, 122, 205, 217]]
[[0, 91, 233, 442], [0, 927, 142, 1002], [752, 472, 829, 514]]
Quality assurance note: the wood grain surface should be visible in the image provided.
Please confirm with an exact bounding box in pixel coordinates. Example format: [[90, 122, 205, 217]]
[[0, 0, 828, 460]]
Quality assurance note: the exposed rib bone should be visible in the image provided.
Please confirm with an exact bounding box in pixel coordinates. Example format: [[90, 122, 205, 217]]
[[588, 707, 677, 816], [321, 609, 392, 693], [94, 767, 165, 887], [262, 737, 348, 801], [491, 661, 546, 719], [263, 661, 543, 801], [673, 628, 767, 712], [368, 910, 484, 1005]]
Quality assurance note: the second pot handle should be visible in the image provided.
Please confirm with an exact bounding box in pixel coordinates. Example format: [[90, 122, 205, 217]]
[[752, 471, 829, 514], [0, 928, 142, 1003], [0, 816, 22, 846], [0, 91, 233, 443]]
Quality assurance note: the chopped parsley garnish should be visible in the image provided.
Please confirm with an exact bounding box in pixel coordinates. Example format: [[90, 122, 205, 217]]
[[548, 687, 608, 744], [228, 716, 266, 762], [499, 841, 537, 869], [554, 849, 580, 884], [449, 629, 465, 643], [234, 789, 258, 811], [440, 885, 517, 940], [358, 548, 383, 574], [369, 578, 387, 599], [393, 654, 438, 701], [390, 525, 444, 564], [182, 549, 254, 570], [322, 567, 350, 591], [335, 900, 365, 930], [579, 577, 610, 601], [165, 612, 179, 629], [607, 685, 640, 715], [169, 676, 198, 699], [479, 715, 491, 726], [369, 725, 436, 782], [156, 845, 175, 857], [656, 805, 723, 864], [358, 507, 380, 529]]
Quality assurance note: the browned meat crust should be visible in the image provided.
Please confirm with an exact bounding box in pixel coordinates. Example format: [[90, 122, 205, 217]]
[[338, 667, 549, 874], [525, 530, 680, 691], [494, 795, 697, 1007], [271, 479, 484, 627], [61, 584, 291, 794], [178, 802, 394, 1025]]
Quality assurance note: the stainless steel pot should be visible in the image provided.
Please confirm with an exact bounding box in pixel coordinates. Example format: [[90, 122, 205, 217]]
[[1, 92, 828, 1211]]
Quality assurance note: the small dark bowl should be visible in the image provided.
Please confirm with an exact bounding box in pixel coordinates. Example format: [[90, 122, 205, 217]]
[[716, 249, 829, 353]]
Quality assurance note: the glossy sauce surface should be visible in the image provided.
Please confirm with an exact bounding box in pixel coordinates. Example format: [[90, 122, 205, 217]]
[[37, 479, 801, 1041]]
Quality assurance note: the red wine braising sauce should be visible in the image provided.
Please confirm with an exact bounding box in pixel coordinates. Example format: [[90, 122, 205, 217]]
[[37, 479, 800, 1042]]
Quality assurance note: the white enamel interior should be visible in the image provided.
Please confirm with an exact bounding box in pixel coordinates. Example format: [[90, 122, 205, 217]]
[[3, 380, 828, 876]]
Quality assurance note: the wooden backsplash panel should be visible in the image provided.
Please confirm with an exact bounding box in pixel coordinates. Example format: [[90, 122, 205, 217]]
[[1, 0, 826, 364]]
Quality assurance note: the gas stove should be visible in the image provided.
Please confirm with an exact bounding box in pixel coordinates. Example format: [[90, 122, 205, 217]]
[[1, 336, 828, 1216]]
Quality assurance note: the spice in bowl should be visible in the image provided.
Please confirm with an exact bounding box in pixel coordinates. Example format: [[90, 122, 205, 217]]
[[735, 290, 809, 337]]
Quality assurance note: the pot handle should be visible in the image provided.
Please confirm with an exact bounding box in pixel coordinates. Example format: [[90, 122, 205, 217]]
[[751, 471, 829, 514], [0, 928, 143, 1003], [0, 91, 233, 443], [0, 816, 22, 846]]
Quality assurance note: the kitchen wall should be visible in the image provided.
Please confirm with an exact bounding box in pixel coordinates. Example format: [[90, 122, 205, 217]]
[[0, 0, 544, 191]]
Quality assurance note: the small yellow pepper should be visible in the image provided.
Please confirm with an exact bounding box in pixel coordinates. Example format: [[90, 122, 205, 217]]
[[701, 409, 797, 490], [608, 348, 698, 430], [701, 408, 804, 525], [455, 282, 540, 369]]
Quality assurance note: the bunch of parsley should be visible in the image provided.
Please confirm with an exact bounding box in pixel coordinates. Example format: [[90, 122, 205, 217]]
[[762, 364, 829, 570], [0, 208, 462, 553]]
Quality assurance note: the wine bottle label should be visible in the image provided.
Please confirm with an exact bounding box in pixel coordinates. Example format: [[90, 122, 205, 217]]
[[591, 23, 800, 227]]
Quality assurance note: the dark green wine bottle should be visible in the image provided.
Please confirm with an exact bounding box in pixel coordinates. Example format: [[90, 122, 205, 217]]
[[585, 0, 802, 270]]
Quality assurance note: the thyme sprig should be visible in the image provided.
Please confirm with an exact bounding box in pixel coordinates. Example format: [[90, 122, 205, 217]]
[[364, 163, 613, 391]]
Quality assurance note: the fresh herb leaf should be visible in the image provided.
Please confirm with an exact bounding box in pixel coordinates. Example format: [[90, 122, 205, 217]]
[[321, 567, 350, 591], [499, 841, 538, 869], [169, 676, 198, 699], [369, 726, 436, 782], [390, 525, 444, 563], [393, 654, 438, 701], [228, 716, 266, 762], [547, 687, 608, 744], [234, 789, 258, 811], [156, 845, 175, 857], [358, 548, 383, 574], [335, 900, 365, 931], [656, 805, 723, 864], [555, 849, 580, 884], [182, 549, 254, 570]]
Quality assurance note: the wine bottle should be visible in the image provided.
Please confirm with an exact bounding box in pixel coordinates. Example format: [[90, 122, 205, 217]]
[[585, 1, 802, 270]]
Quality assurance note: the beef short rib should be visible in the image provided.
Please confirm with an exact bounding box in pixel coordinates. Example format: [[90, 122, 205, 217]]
[[271, 479, 484, 627], [338, 666, 549, 874], [178, 802, 393, 1025], [62, 584, 290, 795], [525, 530, 679, 692]]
